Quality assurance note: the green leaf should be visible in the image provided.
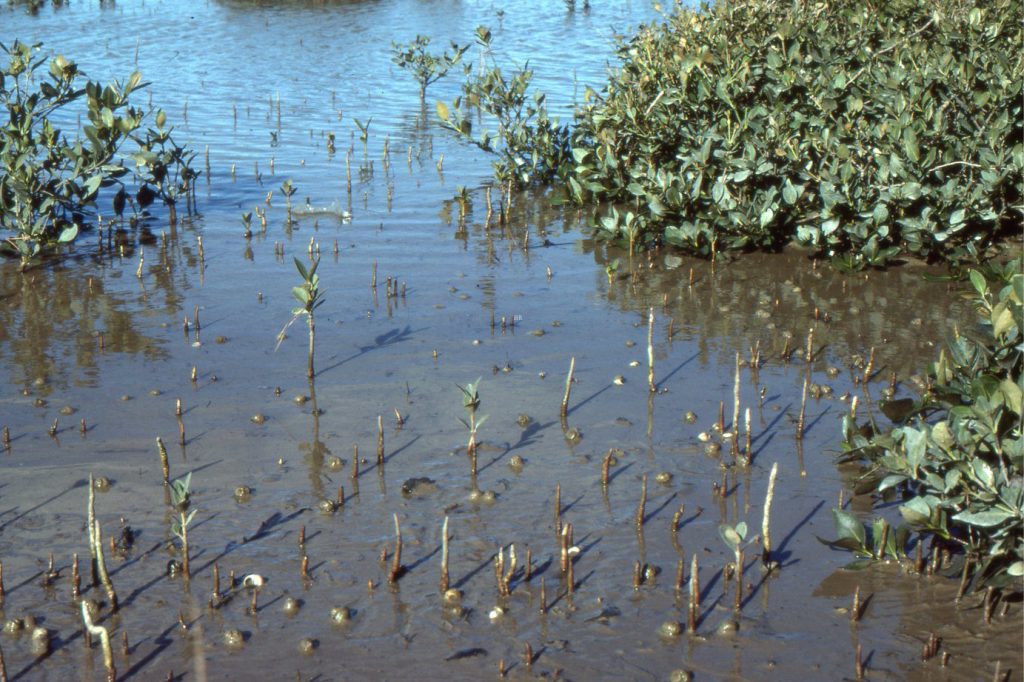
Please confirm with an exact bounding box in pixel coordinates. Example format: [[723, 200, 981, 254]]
[[903, 127, 919, 163], [968, 270, 987, 297], [436, 100, 450, 121], [899, 496, 932, 526], [832, 508, 866, 548], [57, 224, 78, 243], [952, 509, 1014, 528], [719, 523, 741, 550]]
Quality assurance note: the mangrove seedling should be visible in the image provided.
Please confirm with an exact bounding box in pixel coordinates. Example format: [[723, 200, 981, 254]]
[[604, 258, 620, 286], [169, 472, 195, 580], [241, 211, 253, 239], [276, 257, 325, 379], [719, 521, 757, 575], [390, 35, 468, 102], [354, 117, 372, 159], [280, 179, 297, 227], [457, 377, 488, 460]]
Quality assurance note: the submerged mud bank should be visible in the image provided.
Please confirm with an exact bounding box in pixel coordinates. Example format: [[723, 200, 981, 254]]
[[1, 1, 1020, 680]]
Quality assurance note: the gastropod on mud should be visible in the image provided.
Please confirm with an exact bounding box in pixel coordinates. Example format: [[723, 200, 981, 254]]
[[659, 621, 682, 638], [330, 606, 352, 625], [298, 637, 317, 655], [326, 455, 344, 471], [655, 471, 673, 485], [716, 619, 739, 635], [612, 375, 626, 385], [234, 486, 252, 502], [223, 628, 245, 649], [250, 413, 267, 425], [564, 427, 581, 443], [317, 499, 337, 515], [684, 411, 698, 424], [283, 596, 302, 617], [93, 476, 111, 492], [468, 489, 497, 504], [508, 455, 525, 472], [515, 414, 532, 428], [29, 627, 50, 656]]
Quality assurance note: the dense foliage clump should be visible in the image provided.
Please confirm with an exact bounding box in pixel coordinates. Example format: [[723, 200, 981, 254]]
[[835, 259, 1021, 593], [440, 0, 1021, 268], [568, 0, 1022, 267]]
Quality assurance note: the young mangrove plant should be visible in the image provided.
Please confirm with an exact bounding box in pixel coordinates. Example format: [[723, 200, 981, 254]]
[[277, 257, 325, 379], [169, 472, 195, 580], [354, 118, 372, 160], [128, 109, 199, 226], [436, 26, 571, 188], [457, 377, 488, 461], [280, 179, 297, 227], [391, 35, 468, 102], [0, 41, 195, 268]]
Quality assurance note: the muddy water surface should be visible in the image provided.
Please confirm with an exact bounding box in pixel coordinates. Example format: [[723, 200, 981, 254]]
[[1, 1, 1020, 680]]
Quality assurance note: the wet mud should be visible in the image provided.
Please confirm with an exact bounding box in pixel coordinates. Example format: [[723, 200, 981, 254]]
[[0, 1, 1020, 680]]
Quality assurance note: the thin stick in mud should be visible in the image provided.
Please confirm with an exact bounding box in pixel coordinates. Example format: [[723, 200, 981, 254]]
[[156, 437, 170, 484], [732, 351, 741, 443], [762, 462, 779, 570], [93, 517, 118, 611], [688, 554, 700, 632], [440, 516, 450, 593], [635, 474, 647, 531], [88, 474, 98, 587], [796, 371, 810, 440], [71, 553, 80, 600], [388, 513, 403, 584], [647, 308, 656, 392], [377, 415, 384, 466], [81, 600, 116, 682], [560, 357, 575, 420], [733, 549, 745, 611]]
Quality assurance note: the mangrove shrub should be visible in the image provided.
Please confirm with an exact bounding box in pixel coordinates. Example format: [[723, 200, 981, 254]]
[[569, 0, 1022, 266], [837, 258, 1022, 593], [0, 41, 196, 269]]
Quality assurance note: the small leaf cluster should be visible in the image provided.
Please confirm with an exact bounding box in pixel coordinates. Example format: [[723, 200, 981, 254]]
[[391, 34, 468, 102], [437, 26, 572, 189], [127, 108, 199, 223], [291, 256, 323, 317], [169, 472, 196, 541], [457, 377, 488, 432], [820, 509, 911, 569], [0, 41, 196, 268], [568, 0, 1021, 266], [837, 260, 1022, 592]]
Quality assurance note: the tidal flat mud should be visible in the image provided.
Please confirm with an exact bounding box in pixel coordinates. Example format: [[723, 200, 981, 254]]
[[0, 1, 1020, 680]]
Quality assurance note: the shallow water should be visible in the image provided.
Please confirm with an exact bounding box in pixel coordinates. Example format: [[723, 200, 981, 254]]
[[1, 1, 1020, 680]]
